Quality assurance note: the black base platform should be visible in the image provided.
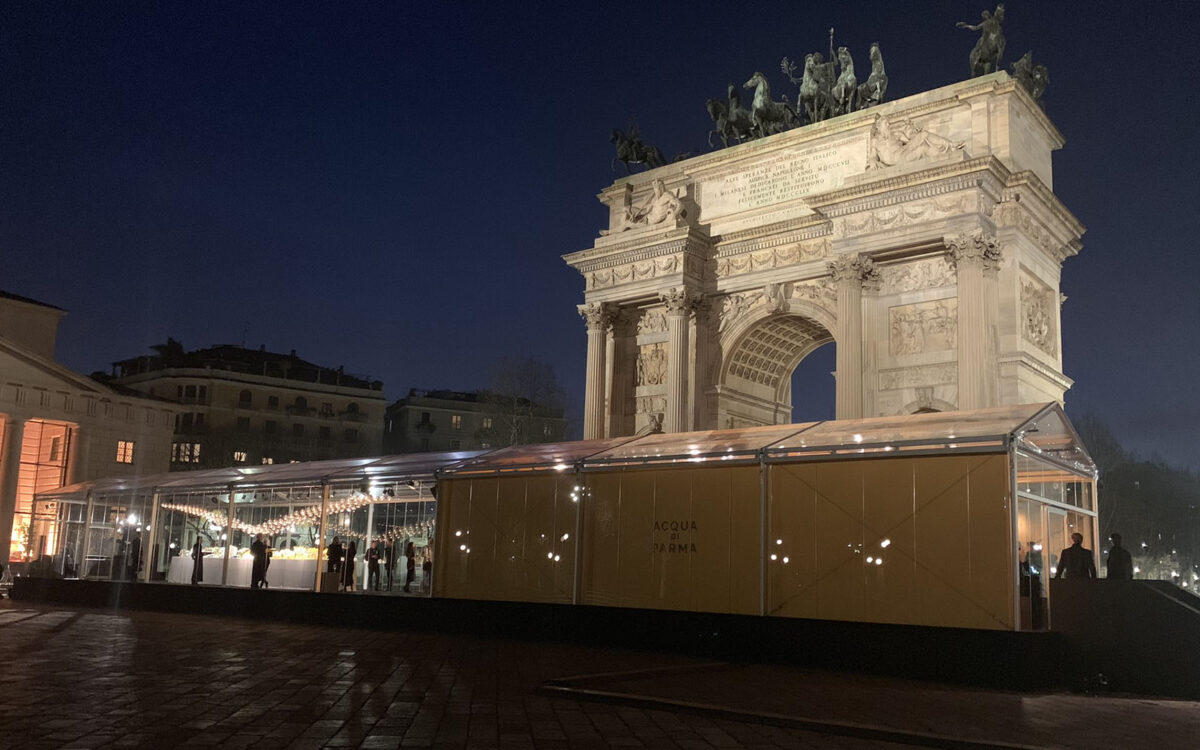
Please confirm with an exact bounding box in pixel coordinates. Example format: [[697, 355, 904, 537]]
[[12, 577, 1062, 692]]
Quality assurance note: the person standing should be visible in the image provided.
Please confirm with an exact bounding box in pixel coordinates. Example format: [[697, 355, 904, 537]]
[[190, 539, 207, 585], [366, 540, 382, 591], [403, 541, 416, 593], [1106, 533, 1134, 579], [250, 533, 267, 590], [126, 533, 142, 582], [342, 540, 357, 592], [1054, 532, 1097, 579], [385, 539, 398, 591]]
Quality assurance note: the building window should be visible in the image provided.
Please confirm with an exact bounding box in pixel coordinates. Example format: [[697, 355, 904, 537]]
[[320, 402, 333, 417], [172, 442, 200, 464], [450, 439, 461, 450], [481, 416, 493, 430], [261, 457, 274, 465], [451, 415, 463, 430], [184, 385, 195, 398], [267, 395, 279, 410], [543, 423, 553, 437], [344, 429, 358, 443], [116, 440, 135, 464], [238, 389, 252, 408], [264, 420, 278, 435], [292, 423, 305, 437], [198, 385, 207, 400], [480, 441, 491, 448], [48, 436, 61, 462], [319, 426, 331, 440], [236, 417, 250, 432], [233, 450, 247, 464]]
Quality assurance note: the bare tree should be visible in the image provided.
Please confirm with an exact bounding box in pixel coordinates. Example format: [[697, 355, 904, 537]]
[[478, 357, 567, 447]]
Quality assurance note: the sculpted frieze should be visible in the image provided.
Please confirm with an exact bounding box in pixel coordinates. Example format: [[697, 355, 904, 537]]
[[889, 299, 958, 355], [636, 343, 668, 386], [842, 194, 971, 236], [993, 199, 1068, 258], [637, 307, 667, 335], [880, 256, 956, 294], [878, 362, 957, 390], [587, 254, 685, 290], [715, 238, 829, 278], [1021, 276, 1057, 356]]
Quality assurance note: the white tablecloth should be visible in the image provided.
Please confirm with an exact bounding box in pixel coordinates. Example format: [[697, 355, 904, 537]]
[[167, 556, 317, 590]]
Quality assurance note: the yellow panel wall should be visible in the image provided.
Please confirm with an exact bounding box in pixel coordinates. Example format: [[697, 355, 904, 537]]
[[434, 475, 575, 603], [438, 454, 1014, 630], [769, 454, 1014, 630], [579, 465, 760, 615]]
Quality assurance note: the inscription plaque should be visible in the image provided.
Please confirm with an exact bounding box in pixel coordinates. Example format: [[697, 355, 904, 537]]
[[699, 135, 866, 219]]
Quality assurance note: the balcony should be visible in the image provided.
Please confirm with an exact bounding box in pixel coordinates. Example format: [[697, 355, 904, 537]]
[[286, 405, 317, 417], [340, 410, 369, 423], [416, 420, 436, 434]]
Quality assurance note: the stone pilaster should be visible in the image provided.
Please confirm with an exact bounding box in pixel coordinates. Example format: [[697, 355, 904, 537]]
[[828, 256, 880, 419], [578, 302, 614, 440], [660, 288, 701, 433], [945, 232, 1003, 409], [0, 417, 27, 565]]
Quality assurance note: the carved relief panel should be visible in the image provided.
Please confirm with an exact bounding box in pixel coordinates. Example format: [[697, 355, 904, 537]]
[[888, 299, 958, 355], [879, 256, 956, 295], [1020, 274, 1058, 356], [636, 343, 667, 386]]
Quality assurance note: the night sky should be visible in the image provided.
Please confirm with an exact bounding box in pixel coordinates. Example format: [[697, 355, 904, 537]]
[[3, 1, 1198, 468]]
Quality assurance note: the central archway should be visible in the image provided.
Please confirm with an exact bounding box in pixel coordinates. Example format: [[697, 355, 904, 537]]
[[713, 307, 836, 429]]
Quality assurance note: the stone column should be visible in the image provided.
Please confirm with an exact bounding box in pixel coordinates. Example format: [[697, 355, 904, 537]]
[[828, 256, 880, 420], [0, 417, 27, 565], [66, 425, 88, 486], [945, 232, 1002, 410], [660, 288, 699, 433], [578, 302, 613, 440]]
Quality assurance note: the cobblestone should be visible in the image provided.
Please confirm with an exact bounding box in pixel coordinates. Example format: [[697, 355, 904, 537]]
[[3, 600, 1197, 749]]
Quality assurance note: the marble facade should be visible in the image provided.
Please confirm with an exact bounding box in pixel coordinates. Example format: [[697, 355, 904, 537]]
[[565, 73, 1084, 437]]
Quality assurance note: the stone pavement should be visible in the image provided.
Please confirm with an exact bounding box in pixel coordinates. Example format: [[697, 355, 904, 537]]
[[0, 599, 1195, 750]]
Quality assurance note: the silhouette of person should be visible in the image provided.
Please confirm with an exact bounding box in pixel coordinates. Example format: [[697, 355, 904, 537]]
[[342, 540, 357, 591], [250, 533, 267, 589], [1106, 532, 1134, 579], [366, 540, 382, 591], [190, 539, 207, 584], [403, 541, 416, 593], [1054, 532, 1096, 579], [326, 536, 343, 574]]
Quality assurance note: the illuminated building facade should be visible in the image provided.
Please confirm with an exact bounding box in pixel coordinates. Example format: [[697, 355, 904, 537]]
[[107, 343, 386, 469], [0, 291, 177, 566], [384, 389, 567, 454]]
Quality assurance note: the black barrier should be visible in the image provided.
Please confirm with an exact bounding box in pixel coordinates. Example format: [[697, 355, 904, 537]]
[[14, 577, 1062, 691]]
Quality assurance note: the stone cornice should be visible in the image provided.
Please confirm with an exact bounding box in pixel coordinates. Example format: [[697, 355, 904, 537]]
[[809, 156, 1009, 217], [998, 352, 1073, 390], [563, 228, 711, 273], [715, 225, 831, 257]]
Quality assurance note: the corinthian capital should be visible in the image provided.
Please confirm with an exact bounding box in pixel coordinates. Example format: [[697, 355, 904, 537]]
[[577, 302, 614, 331], [826, 255, 882, 291], [659, 287, 701, 316], [944, 231, 1003, 274]]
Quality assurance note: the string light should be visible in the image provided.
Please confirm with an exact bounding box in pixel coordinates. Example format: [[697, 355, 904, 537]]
[[161, 493, 435, 541]]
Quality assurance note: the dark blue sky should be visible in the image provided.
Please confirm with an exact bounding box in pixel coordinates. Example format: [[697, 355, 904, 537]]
[[3, 1, 1198, 468]]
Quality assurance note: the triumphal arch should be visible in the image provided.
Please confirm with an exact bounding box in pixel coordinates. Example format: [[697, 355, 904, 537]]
[[565, 72, 1084, 438]]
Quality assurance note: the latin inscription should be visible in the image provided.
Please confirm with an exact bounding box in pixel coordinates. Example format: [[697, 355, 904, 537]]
[[701, 136, 865, 219]]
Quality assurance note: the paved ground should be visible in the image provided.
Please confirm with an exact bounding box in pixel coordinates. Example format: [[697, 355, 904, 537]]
[[0, 599, 1197, 749]]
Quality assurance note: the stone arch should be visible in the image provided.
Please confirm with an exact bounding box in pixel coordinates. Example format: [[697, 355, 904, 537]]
[[897, 397, 957, 416], [715, 301, 836, 428]]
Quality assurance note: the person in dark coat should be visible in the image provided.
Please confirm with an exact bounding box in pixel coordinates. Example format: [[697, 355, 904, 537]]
[[126, 534, 142, 582], [1055, 532, 1096, 579], [385, 539, 398, 591], [1106, 532, 1134, 579], [190, 539, 207, 584], [327, 536, 344, 574], [403, 541, 416, 593], [366, 540, 382, 591], [250, 533, 267, 590], [342, 540, 357, 591]]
